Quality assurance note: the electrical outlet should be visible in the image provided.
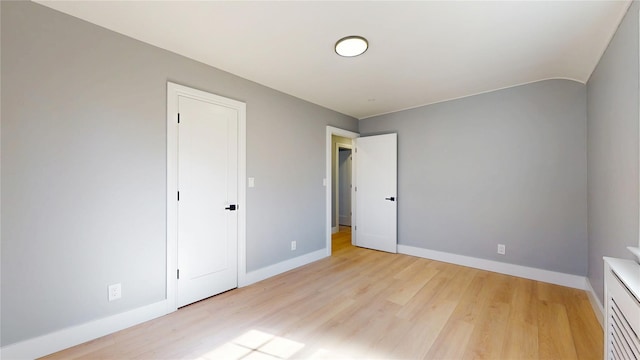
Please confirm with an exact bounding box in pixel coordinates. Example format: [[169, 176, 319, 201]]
[[291, 241, 297, 251], [108, 283, 122, 301], [497, 244, 506, 255]]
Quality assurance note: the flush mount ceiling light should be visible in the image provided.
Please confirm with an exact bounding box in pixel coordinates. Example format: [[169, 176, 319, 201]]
[[335, 36, 368, 57]]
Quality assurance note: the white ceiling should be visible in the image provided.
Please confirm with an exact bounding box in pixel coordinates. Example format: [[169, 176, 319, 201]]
[[36, 0, 631, 120]]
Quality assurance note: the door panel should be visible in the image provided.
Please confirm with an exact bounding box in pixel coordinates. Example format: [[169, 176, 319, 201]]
[[177, 95, 238, 308], [354, 133, 397, 253]]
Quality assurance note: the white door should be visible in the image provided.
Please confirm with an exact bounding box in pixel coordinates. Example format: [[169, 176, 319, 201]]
[[354, 133, 397, 253], [177, 95, 238, 308]]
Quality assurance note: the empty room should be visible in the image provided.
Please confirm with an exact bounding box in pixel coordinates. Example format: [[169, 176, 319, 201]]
[[2, 1, 640, 359]]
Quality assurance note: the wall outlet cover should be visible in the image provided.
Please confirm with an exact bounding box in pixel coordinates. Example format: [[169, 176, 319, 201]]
[[108, 283, 122, 301]]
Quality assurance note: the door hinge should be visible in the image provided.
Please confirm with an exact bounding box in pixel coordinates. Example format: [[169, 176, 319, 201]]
[[177, 191, 180, 201], [177, 113, 180, 123], [177, 269, 180, 279], [355, 187, 357, 192], [355, 226, 357, 231]]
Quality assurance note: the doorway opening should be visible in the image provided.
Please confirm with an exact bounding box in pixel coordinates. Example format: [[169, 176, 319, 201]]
[[334, 143, 353, 232], [325, 126, 359, 256]]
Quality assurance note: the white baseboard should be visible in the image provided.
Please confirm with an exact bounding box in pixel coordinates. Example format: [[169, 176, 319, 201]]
[[585, 278, 604, 329], [398, 245, 588, 290], [3, 249, 328, 359], [0, 299, 170, 360], [331, 226, 338, 234], [239, 249, 327, 287]]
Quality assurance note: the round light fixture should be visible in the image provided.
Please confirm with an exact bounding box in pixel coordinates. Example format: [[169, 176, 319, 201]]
[[335, 36, 368, 57]]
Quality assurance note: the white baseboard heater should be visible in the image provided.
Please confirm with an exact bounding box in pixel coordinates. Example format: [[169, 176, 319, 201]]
[[604, 252, 640, 360]]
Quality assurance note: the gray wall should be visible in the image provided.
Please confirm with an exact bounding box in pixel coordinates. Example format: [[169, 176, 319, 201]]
[[360, 79, 588, 276], [0, 1, 357, 346], [587, 2, 639, 303]]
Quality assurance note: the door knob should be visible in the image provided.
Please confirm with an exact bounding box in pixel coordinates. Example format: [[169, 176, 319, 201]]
[[385, 197, 395, 201], [225, 204, 237, 211]]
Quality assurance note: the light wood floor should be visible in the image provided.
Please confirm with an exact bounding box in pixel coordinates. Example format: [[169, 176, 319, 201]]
[[44, 227, 602, 359]]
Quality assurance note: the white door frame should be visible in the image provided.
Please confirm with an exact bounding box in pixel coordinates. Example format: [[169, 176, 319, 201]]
[[167, 82, 246, 312], [326, 126, 359, 256], [335, 142, 353, 231]]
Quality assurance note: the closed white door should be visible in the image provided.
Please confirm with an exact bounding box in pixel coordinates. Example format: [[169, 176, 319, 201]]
[[354, 133, 397, 253], [177, 95, 238, 308]]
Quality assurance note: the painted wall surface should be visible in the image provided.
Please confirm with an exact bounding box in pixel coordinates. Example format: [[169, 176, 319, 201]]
[[586, 2, 639, 303], [360, 79, 588, 276], [0, 1, 357, 346], [331, 135, 353, 228]]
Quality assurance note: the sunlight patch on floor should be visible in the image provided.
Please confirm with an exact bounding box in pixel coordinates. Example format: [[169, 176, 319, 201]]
[[199, 330, 305, 359]]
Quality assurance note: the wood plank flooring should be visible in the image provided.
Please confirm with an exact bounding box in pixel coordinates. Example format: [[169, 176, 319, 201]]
[[43, 227, 602, 359]]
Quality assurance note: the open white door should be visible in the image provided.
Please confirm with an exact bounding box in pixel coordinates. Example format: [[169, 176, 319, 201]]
[[354, 133, 397, 253]]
